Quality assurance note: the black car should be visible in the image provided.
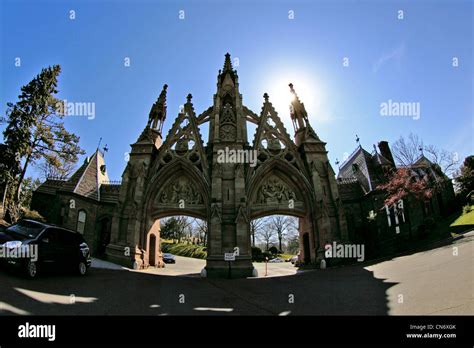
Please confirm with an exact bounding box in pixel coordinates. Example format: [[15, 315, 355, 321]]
[[0, 219, 91, 279], [163, 253, 176, 264]]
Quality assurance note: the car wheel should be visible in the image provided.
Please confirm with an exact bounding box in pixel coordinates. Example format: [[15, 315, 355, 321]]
[[78, 261, 88, 276], [25, 260, 38, 279]]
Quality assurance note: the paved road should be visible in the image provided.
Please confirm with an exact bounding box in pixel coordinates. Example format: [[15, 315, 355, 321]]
[[0, 233, 472, 315], [366, 231, 474, 315], [136, 256, 297, 278]]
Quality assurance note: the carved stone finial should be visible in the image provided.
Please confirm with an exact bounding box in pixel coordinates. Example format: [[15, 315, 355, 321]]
[[186, 93, 193, 103], [263, 93, 269, 102], [158, 84, 168, 104], [223, 53, 233, 72]]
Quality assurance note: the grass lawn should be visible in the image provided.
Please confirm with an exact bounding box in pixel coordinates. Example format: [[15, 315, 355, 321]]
[[450, 206, 474, 227], [161, 241, 207, 259], [278, 253, 296, 260]]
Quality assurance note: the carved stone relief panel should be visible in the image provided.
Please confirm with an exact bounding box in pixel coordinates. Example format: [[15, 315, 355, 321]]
[[254, 175, 297, 204], [158, 176, 203, 205]]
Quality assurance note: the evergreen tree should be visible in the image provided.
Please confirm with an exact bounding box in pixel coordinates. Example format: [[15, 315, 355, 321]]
[[1, 65, 84, 215], [456, 156, 474, 198]]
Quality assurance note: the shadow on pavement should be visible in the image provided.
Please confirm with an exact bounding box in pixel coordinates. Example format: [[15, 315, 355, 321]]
[[0, 262, 397, 316]]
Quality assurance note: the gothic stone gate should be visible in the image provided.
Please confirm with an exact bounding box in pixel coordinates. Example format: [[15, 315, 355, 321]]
[[106, 54, 348, 278]]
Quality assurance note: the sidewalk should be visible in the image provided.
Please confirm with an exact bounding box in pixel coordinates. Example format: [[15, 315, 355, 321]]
[[91, 258, 130, 271]]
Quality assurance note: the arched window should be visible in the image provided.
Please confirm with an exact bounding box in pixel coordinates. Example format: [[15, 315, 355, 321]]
[[77, 210, 87, 234]]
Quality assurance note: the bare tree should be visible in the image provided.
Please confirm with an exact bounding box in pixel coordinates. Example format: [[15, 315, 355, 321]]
[[271, 215, 297, 251], [256, 218, 276, 251], [37, 160, 76, 180], [192, 218, 207, 245], [250, 218, 267, 247], [392, 133, 458, 177], [284, 219, 300, 252], [392, 133, 423, 166], [175, 216, 192, 243], [424, 145, 459, 177]]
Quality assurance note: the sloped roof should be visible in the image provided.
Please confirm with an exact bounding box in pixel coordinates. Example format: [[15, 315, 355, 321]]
[[337, 143, 396, 196], [337, 146, 374, 192], [36, 150, 111, 201], [408, 155, 448, 183], [35, 179, 66, 195], [372, 152, 393, 167]]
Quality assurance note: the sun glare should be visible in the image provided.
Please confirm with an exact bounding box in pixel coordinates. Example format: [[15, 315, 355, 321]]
[[262, 73, 322, 130]]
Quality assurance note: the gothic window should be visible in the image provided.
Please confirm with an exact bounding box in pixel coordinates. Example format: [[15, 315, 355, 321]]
[[221, 103, 235, 123], [77, 210, 87, 234]]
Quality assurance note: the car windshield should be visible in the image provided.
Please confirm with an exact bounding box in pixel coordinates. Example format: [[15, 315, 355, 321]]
[[6, 220, 45, 240]]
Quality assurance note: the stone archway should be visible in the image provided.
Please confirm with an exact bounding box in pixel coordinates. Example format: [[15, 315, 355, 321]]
[[106, 53, 348, 277], [247, 159, 318, 264]]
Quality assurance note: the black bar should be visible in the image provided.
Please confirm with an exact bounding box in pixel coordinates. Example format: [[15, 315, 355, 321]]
[[0, 316, 472, 345]]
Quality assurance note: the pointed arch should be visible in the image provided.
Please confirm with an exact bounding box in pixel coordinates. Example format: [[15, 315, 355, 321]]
[[143, 157, 210, 222], [247, 157, 315, 220], [248, 96, 310, 183], [151, 97, 208, 182]]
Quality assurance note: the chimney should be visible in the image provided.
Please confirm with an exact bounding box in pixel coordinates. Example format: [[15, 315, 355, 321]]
[[378, 141, 395, 166]]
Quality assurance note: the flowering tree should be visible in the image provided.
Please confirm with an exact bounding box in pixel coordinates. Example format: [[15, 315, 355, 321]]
[[377, 168, 434, 239], [377, 168, 433, 207]]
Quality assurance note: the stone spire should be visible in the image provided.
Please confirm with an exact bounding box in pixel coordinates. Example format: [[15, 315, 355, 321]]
[[148, 84, 168, 134], [210, 53, 246, 144], [223, 52, 233, 72]]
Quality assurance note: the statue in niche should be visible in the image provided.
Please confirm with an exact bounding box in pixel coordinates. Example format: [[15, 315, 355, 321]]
[[235, 163, 244, 178], [126, 163, 138, 202], [128, 201, 138, 219], [126, 161, 148, 203], [137, 161, 148, 181], [213, 163, 223, 177]]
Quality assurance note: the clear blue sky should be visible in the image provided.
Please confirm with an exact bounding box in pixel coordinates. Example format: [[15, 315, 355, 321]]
[[1, 0, 472, 180]]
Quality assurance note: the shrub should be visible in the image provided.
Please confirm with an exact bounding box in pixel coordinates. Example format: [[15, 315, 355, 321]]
[[268, 246, 278, 255], [262, 251, 272, 260], [251, 246, 263, 261], [161, 242, 207, 259]]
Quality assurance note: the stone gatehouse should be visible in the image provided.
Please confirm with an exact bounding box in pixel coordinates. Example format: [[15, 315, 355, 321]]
[[32, 53, 348, 277]]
